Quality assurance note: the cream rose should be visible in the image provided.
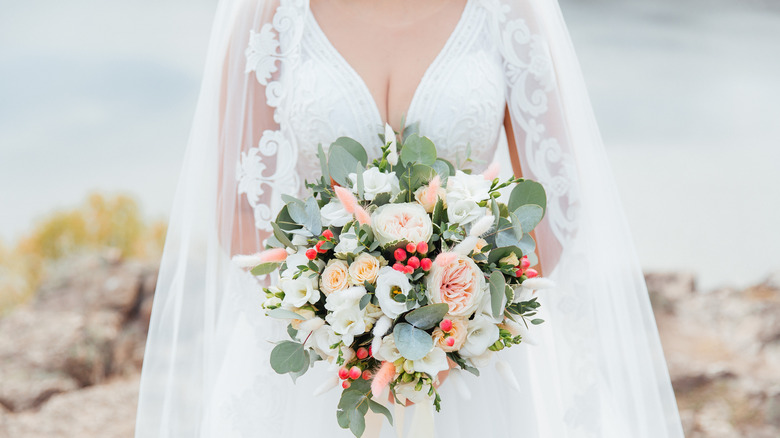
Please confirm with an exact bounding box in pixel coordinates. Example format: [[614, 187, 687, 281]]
[[371, 203, 433, 246], [320, 259, 350, 295], [432, 317, 468, 352], [426, 254, 486, 318], [348, 253, 380, 285], [413, 184, 447, 213]]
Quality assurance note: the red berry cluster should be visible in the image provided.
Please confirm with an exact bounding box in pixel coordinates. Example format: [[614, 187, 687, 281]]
[[306, 229, 335, 260], [513, 255, 538, 278], [439, 319, 456, 347], [392, 241, 432, 274], [338, 347, 372, 389]]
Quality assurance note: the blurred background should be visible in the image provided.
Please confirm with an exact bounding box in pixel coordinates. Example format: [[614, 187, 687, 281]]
[[1, 0, 778, 436]]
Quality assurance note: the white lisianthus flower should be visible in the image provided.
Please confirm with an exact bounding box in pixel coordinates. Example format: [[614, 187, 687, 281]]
[[459, 314, 500, 358], [374, 334, 402, 363], [325, 285, 366, 313], [375, 266, 417, 318], [512, 277, 556, 303], [362, 303, 385, 329], [395, 378, 434, 404], [279, 275, 320, 308], [326, 306, 367, 346], [446, 170, 492, 204], [448, 200, 483, 225], [371, 203, 433, 246], [282, 249, 323, 279], [467, 349, 494, 368], [348, 167, 400, 201], [305, 324, 341, 362], [476, 284, 506, 324], [334, 233, 359, 256], [262, 296, 282, 309], [385, 123, 398, 166], [411, 347, 449, 378], [320, 199, 352, 227]]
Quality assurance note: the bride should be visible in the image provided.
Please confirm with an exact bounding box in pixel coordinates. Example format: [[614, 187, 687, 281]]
[[135, 0, 685, 436]]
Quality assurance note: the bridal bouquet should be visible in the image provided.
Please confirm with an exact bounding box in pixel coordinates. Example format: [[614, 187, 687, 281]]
[[235, 125, 553, 437]]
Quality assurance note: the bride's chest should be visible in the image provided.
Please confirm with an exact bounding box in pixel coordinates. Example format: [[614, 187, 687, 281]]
[[279, 2, 505, 178]]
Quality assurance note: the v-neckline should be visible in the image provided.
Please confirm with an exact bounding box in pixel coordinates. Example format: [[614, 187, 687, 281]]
[[306, 0, 473, 131]]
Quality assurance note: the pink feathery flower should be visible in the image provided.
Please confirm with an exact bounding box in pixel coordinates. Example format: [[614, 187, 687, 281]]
[[482, 162, 501, 181], [371, 361, 397, 398], [425, 175, 441, 207], [435, 252, 457, 267], [258, 248, 289, 263], [334, 186, 358, 214], [354, 205, 372, 225]]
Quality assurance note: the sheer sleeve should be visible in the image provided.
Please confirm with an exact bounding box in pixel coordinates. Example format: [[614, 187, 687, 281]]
[[489, 0, 685, 436], [135, 1, 306, 435]]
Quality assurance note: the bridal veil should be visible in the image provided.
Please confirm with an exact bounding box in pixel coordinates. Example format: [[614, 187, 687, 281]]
[[135, 0, 685, 436]]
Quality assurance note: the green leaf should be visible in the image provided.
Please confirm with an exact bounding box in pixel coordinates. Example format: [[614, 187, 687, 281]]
[[356, 163, 365, 199], [349, 408, 366, 437], [304, 197, 323, 235], [489, 271, 506, 318], [336, 408, 351, 429], [431, 198, 445, 225], [368, 399, 393, 425], [393, 322, 433, 360], [373, 192, 392, 206], [508, 212, 524, 240], [281, 194, 305, 206], [250, 262, 279, 276], [432, 158, 454, 180], [271, 222, 295, 248], [400, 134, 437, 166], [266, 308, 305, 320], [275, 205, 302, 231], [404, 303, 449, 330], [513, 204, 544, 234], [269, 341, 307, 374], [359, 293, 371, 310], [517, 234, 536, 260], [333, 137, 368, 166], [402, 121, 420, 142], [508, 180, 547, 215], [318, 143, 330, 183], [487, 246, 523, 265], [531, 318, 545, 325], [329, 145, 361, 186]]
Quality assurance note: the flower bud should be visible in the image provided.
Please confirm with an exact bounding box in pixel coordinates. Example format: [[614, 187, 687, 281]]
[[520, 256, 531, 269], [407, 256, 420, 269], [416, 241, 429, 254], [402, 372, 414, 383], [393, 262, 405, 272], [356, 347, 369, 360], [362, 370, 372, 380], [525, 268, 539, 278], [440, 319, 453, 332], [322, 229, 334, 240], [403, 360, 414, 374], [305, 248, 317, 260], [420, 258, 432, 271], [406, 242, 417, 253], [338, 367, 349, 380], [342, 380, 351, 389], [403, 265, 414, 274], [394, 248, 407, 261]]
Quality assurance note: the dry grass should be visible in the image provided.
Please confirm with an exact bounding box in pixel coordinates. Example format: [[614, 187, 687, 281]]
[[0, 193, 166, 315]]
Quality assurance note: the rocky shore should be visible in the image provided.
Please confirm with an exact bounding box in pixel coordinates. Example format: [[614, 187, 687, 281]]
[[1, 255, 778, 437]]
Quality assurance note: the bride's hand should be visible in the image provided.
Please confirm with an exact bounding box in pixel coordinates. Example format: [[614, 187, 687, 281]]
[[387, 358, 457, 406]]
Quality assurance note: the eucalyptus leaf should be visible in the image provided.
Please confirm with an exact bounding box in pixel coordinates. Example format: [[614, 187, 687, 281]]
[[393, 322, 433, 360], [251, 262, 279, 276], [275, 205, 302, 231], [329, 145, 360, 186], [333, 137, 368, 166], [404, 303, 449, 330], [349, 408, 366, 437], [400, 134, 437, 166], [433, 158, 455, 179], [269, 341, 307, 374], [487, 246, 523, 265], [508, 180, 547, 215], [517, 233, 536, 260], [368, 399, 393, 425], [508, 212, 524, 240], [281, 194, 304, 206], [359, 293, 371, 310], [513, 204, 544, 234], [304, 197, 323, 235], [271, 222, 294, 248], [496, 228, 521, 248], [318, 143, 330, 183], [356, 163, 365, 199], [266, 308, 305, 320], [336, 407, 351, 429], [489, 271, 506, 318]]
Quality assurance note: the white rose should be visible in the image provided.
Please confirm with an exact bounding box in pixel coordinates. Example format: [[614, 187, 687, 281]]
[[375, 266, 417, 318], [334, 233, 359, 255], [446, 170, 492, 204], [348, 167, 400, 201], [320, 199, 352, 227], [371, 203, 433, 246], [448, 199, 482, 225], [374, 334, 402, 363], [459, 314, 500, 358], [395, 378, 434, 404], [326, 306, 367, 346], [411, 347, 449, 377], [279, 275, 320, 308]]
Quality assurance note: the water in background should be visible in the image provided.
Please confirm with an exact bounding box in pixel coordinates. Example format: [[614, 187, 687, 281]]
[[1, 0, 778, 290]]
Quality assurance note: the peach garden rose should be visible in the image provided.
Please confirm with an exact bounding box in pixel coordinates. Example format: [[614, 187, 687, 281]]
[[426, 254, 486, 318], [371, 202, 433, 246]]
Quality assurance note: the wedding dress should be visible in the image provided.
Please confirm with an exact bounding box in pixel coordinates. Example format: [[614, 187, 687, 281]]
[[135, 0, 685, 437]]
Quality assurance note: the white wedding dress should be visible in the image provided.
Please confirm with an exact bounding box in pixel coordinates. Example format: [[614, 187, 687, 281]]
[[135, 1, 685, 437]]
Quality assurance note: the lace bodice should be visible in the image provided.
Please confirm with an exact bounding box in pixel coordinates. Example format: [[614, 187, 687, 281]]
[[288, 0, 506, 181]]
